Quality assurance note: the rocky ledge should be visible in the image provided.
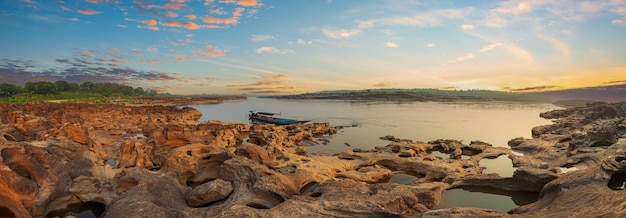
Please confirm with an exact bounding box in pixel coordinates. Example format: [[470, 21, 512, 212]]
[[0, 101, 625, 217]]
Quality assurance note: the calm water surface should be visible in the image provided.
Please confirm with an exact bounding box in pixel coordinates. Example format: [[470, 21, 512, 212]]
[[191, 97, 560, 212], [193, 97, 558, 153]]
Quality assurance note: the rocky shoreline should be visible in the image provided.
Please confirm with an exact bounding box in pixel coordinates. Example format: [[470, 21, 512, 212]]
[[0, 101, 625, 217]]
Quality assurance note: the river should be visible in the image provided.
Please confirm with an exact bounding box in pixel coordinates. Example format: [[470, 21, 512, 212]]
[[190, 96, 560, 212]]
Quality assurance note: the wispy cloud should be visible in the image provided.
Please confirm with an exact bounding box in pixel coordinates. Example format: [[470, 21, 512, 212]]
[[320, 7, 473, 40], [322, 28, 362, 39], [227, 74, 297, 94], [77, 8, 102, 15], [0, 58, 179, 85], [605, 80, 626, 85], [461, 24, 474, 30], [450, 53, 475, 63], [256, 47, 280, 54], [504, 85, 559, 92], [202, 7, 244, 25], [251, 34, 275, 42], [479, 43, 503, 52], [384, 41, 399, 48], [612, 19, 626, 26], [127, 1, 259, 31], [142, 19, 159, 30], [237, 0, 260, 6], [293, 39, 312, 45], [373, 82, 392, 87], [165, 12, 178, 17]]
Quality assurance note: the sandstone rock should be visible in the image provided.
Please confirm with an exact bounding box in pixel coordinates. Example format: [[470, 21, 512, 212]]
[[186, 179, 233, 207], [423, 207, 510, 218], [2, 101, 626, 217]]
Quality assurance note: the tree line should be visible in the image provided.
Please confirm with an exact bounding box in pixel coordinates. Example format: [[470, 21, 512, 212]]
[[0, 81, 158, 97]]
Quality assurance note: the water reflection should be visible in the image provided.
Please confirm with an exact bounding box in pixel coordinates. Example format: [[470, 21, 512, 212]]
[[192, 97, 558, 155], [192, 97, 554, 213], [479, 155, 515, 177], [435, 187, 538, 212], [429, 150, 450, 159], [383, 173, 417, 185]]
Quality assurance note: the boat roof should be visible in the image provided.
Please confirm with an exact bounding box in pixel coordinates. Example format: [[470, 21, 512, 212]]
[[250, 111, 278, 116]]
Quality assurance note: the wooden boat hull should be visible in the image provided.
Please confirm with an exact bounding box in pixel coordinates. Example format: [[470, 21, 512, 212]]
[[248, 111, 308, 125]]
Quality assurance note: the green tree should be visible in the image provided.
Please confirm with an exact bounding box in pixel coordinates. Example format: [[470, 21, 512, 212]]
[[134, 87, 145, 96], [0, 83, 18, 97], [80, 82, 94, 91], [146, 89, 158, 96], [68, 82, 80, 92], [55, 81, 71, 92], [25, 81, 57, 94]]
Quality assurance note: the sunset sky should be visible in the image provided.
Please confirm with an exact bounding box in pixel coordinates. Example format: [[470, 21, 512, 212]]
[[1, 0, 626, 94]]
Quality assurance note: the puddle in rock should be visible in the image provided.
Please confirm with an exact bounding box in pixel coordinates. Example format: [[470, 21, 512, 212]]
[[429, 151, 450, 159], [45, 202, 105, 218], [479, 155, 515, 177], [387, 173, 417, 185], [434, 187, 539, 212], [104, 159, 116, 168]]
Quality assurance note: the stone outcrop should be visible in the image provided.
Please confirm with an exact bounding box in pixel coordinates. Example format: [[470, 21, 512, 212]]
[[1, 101, 625, 217]]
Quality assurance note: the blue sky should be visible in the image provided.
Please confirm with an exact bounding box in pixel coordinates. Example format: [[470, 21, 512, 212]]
[[1, 0, 626, 94]]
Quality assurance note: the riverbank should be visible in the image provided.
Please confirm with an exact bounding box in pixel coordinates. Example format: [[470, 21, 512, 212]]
[[263, 89, 554, 103], [0, 101, 625, 217]]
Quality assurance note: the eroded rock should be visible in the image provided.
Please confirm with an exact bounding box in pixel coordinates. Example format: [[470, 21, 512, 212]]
[[186, 179, 233, 207]]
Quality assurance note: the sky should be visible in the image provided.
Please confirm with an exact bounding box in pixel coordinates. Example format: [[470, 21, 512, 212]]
[[1, 0, 626, 95]]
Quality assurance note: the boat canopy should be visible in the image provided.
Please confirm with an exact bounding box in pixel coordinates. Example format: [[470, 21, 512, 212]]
[[250, 111, 279, 116]]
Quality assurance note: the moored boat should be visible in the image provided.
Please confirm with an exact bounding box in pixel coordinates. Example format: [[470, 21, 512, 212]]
[[248, 111, 309, 125]]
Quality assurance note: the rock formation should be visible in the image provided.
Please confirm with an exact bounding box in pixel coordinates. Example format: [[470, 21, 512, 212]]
[[0, 101, 625, 217]]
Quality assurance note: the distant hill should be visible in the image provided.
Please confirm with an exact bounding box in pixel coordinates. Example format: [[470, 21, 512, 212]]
[[528, 84, 626, 102]]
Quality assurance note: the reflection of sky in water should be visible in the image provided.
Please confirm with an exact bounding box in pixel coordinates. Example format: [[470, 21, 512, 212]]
[[434, 187, 539, 212], [480, 155, 515, 177], [388, 173, 417, 185]]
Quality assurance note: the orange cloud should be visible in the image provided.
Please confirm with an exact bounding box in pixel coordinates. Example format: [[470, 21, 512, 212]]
[[143, 19, 159, 30], [163, 21, 182, 27], [165, 12, 178, 17], [140, 59, 161, 64], [226, 74, 298, 94], [82, 51, 94, 57], [164, 3, 184, 9], [193, 45, 225, 58], [183, 22, 200, 30], [77, 8, 102, 15], [202, 8, 243, 25], [233, 7, 244, 17], [210, 9, 227, 15], [185, 14, 197, 20], [238, 0, 258, 6]]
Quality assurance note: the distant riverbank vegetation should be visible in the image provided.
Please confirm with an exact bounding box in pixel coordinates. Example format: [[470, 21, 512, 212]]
[[0, 81, 160, 104], [264, 88, 556, 103]]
